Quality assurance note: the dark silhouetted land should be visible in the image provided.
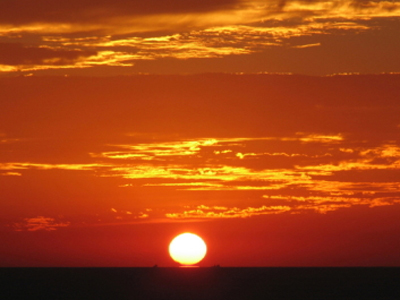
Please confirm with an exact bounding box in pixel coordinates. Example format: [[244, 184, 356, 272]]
[[1, 267, 399, 299]]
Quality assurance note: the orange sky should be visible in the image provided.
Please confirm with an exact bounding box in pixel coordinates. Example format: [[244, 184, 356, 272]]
[[1, 1, 400, 266], [1, 75, 400, 266], [1, 0, 400, 76]]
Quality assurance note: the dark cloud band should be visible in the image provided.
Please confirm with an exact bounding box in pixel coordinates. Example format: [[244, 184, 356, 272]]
[[0, 42, 97, 66], [0, 0, 241, 24]]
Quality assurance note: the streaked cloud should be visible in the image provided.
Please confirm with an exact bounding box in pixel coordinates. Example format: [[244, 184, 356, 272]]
[[265, 193, 400, 213], [88, 132, 400, 216], [292, 43, 321, 49], [0, 172, 22, 176], [94, 134, 343, 161], [12, 216, 70, 231], [1, 0, 399, 74], [1, 74, 399, 227], [110, 207, 149, 220], [296, 144, 400, 174], [0, 162, 105, 172], [166, 204, 291, 219], [1, 1, 399, 34], [93, 138, 219, 160], [1, 129, 399, 219], [0, 134, 21, 144], [0, 42, 97, 66]]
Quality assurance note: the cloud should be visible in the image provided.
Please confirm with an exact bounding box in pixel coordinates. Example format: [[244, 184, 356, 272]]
[[276, 0, 400, 19], [166, 204, 291, 219], [0, 135, 21, 144], [2, 1, 399, 33], [1, 74, 399, 221], [1, 1, 399, 73], [0, 20, 368, 72], [0, 0, 241, 26], [0, 1, 251, 37], [95, 135, 342, 161], [91, 135, 399, 183], [165, 192, 399, 220], [92, 133, 400, 215], [296, 144, 400, 173], [0, 172, 21, 176], [12, 216, 70, 231], [0, 42, 97, 66], [0, 161, 109, 178], [0, 162, 104, 172], [265, 193, 400, 213], [94, 138, 219, 160], [109, 208, 149, 220], [0, 42, 135, 72], [292, 43, 321, 49]]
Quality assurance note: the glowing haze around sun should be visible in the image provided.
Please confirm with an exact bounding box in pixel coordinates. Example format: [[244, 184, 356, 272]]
[[169, 233, 207, 265]]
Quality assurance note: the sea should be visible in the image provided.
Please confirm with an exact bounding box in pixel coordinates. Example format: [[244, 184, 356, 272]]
[[1, 267, 399, 299]]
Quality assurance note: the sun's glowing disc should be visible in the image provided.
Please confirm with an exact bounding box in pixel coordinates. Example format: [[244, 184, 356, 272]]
[[169, 233, 207, 265]]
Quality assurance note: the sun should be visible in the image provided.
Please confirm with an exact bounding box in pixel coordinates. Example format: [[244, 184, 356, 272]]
[[169, 233, 207, 266]]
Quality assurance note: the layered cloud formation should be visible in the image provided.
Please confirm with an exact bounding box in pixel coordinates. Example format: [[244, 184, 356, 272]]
[[1, 0, 400, 74], [1, 74, 399, 230]]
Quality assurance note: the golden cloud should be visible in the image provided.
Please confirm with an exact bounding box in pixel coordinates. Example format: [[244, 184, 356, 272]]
[[2, 134, 399, 220], [296, 144, 400, 173], [2, 0, 398, 73], [166, 204, 291, 219], [95, 135, 343, 161], [264, 193, 400, 214], [94, 138, 219, 160], [2, 1, 399, 35], [0, 162, 104, 171]]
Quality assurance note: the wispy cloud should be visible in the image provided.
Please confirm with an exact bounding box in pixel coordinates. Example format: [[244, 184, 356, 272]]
[[96, 134, 400, 215], [94, 134, 343, 161], [12, 216, 70, 231], [2, 133, 399, 219], [2, 1, 399, 34], [296, 144, 400, 173], [0, 172, 21, 176], [0, 134, 22, 144], [292, 43, 321, 49], [110, 207, 149, 220], [1, 1, 399, 73], [166, 204, 291, 219], [93, 138, 219, 160], [0, 162, 105, 172], [0, 42, 97, 66]]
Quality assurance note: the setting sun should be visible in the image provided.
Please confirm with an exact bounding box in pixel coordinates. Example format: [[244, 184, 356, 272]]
[[169, 233, 207, 266]]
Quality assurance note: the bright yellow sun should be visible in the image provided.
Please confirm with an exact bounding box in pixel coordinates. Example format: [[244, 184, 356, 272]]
[[169, 233, 207, 265]]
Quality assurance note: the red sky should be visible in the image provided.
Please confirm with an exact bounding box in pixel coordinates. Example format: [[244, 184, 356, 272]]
[[1, 1, 400, 266]]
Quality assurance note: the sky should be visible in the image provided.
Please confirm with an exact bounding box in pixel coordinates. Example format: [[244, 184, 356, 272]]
[[1, 1, 400, 267], [1, 0, 400, 76]]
